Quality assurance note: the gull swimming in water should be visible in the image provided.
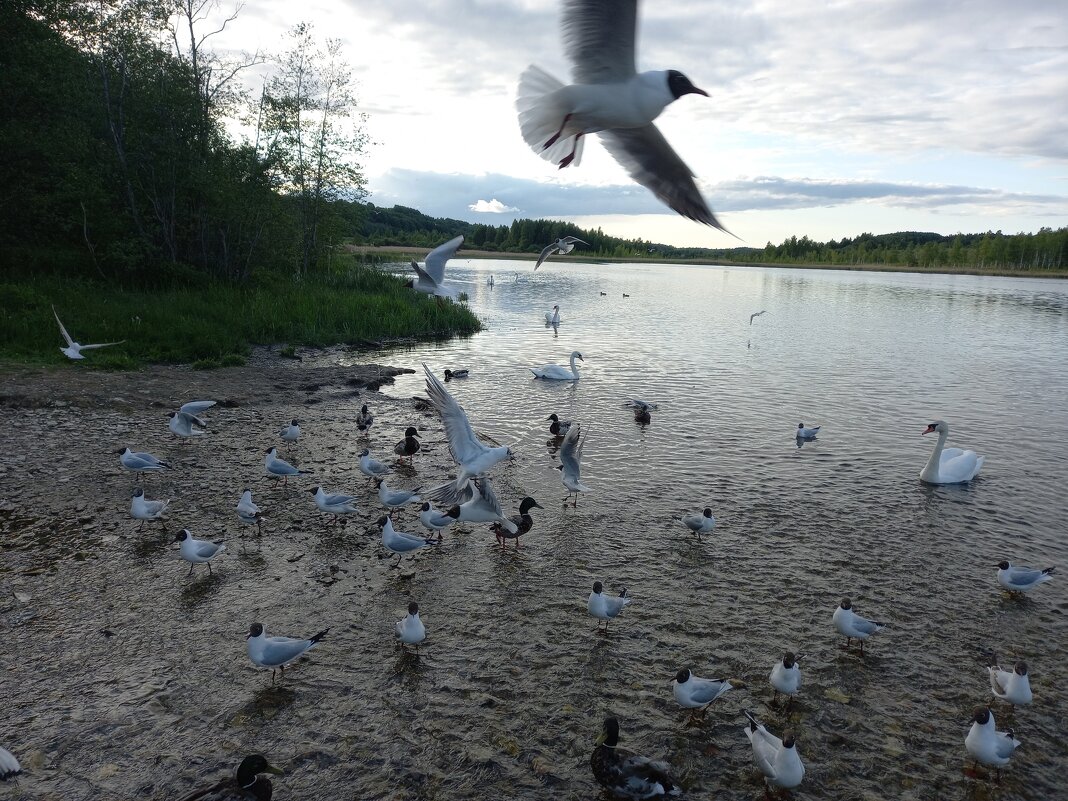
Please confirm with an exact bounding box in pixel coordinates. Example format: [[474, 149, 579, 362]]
[[176, 754, 284, 801], [742, 710, 805, 792], [309, 486, 358, 524], [118, 447, 171, 478], [996, 561, 1055, 594], [279, 419, 301, 442], [832, 597, 885, 654], [408, 235, 464, 296], [236, 488, 263, 534], [672, 669, 744, 723], [536, 237, 589, 270], [677, 507, 715, 541], [358, 448, 391, 479], [587, 581, 631, 632], [988, 660, 1032, 708], [590, 717, 678, 800], [52, 305, 124, 360], [920, 420, 984, 484], [264, 447, 311, 485], [131, 488, 168, 531], [544, 304, 562, 325], [796, 423, 820, 439], [491, 496, 544, 548], [965, 706, 1020, 780], [749, 310, 768, 325], [558, 423, 590, 506], [532, 350, 583, 380], [516, 1, 725, 230], [174, 529, 224, 575], [375, 478, 422, 510], [395, 601, 426, 647], [246, 622, 328, 684]]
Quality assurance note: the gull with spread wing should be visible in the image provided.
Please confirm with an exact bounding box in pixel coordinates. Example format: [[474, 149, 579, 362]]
[[409, 236, 464, 296], [52, 305, 124, 360], [558, 423, 590, 506], [535, 236, 589, 270]]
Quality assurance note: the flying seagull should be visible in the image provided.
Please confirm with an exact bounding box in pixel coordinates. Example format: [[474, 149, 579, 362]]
[[409, 235, 464, 296], [52, 306, 124, 360], [517, 0, 727, 231], [750, 310, 768, 325], [535, 236, 589, 270]]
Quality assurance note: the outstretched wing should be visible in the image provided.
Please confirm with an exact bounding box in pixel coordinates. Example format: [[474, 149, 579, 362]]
[[598, 125, 727, 232], [475, 477, 506, 517], [534, 242, 556, 271], [180, 400, 216, 415], [563, 0, 637, 83], [423, 235, 464, 284], [52, 305, 75, 346], [564, 236, 589, 246], [423, 363, 488, 467], [559, 424, 583, 477], [80, 340, 125, 350]]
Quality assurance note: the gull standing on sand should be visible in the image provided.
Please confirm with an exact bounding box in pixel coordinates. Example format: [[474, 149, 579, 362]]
[[378, 515, 436, 557], [750, 310, 768, 325], [558, 423, 590, 505], [587, 581, 631, 631], [832, 597, 885, 654], [52, 305, 124, 360], [395, 602, 426, 647], [131, 488, 168, 531], [422, 364, 514, 495], [677, 507, 715, 541], [419, 502, 460, 539], [174, 529, 225, 575], [672, 669, 744, 722], [236, 488, 263, 534], [118, 447, 171, 478], [375, 478, 422, 510], [532, 350, 583, 380], [535, 237, 589, 270], [309, 486, 358, 524], [246, 622, 328, 684], [408, 235, 464, 296], [358, 448, 391, 479], [996, 561, 1055, 594], [279, 419, 301, 443], [517, 1, 725, 230], [264, 447, 311, 486], [988, 660, 1032, 707], [742, 710, 805, 792], [965, 707, 1020, 779]]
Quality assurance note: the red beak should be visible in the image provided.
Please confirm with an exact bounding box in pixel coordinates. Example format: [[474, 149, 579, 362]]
[[922, 425, 935, 435]]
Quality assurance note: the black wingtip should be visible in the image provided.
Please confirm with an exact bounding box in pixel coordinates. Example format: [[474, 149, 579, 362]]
[[1043, 567, 1056, 575], [310, 628, 329, 643]]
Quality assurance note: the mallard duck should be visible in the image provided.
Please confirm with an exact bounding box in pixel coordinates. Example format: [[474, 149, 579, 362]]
[[491, 496, 543, 547], [394, 426, 421, 462], [177, 754, 283, 801], [547, 413, 572, 437], [590, 717, 679, 800], [355, 404, 374, 434], [444, 368, 469, 380]]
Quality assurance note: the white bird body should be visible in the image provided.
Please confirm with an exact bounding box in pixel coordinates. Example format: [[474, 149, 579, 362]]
[[246, 623, 327, 675], [131, 489, 168, 524], [996, 561, 1055, 593], [516, 2, 724, 229], [532, 350, 583, 380], [236, 489, 263, 531], [743, 712, 805, 790], [409, 236, 464, 296], [680, 507, 715, 538], [0, 746, 22, 781], [833, 599, 884, 648], [376, 479, 421, 509], [920, 420, 984, 484], [796, 423, 820, 439], [559, 424, 590, 502], [672, 670, 736, 709], [358, 449, 391, 478], [988, 663, 1032, 706], [168, 411, 207, 438], [587, 582, 631, 623], [280, 420, 301, 442], [419, 502, 460, 534], [544, 305, 562, 324], [437, 477, 518, 532], [536, 238, 588, 270], [264, 448, 309, 482], [965, 708, 1020, 768], [395, 603, 426, 645], [379, 516, 435, 554], [52, 306, 124, 359], [311, 486, 357, 517], [770, 654, 801, 697], [119, 447, 170, 473], [175, 529, 224, 572]]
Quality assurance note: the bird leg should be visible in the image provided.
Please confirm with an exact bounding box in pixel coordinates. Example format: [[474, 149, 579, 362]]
[[207, 562, 213, 575], [558, 132, 583, 168], [542, 114, 572, 149], [187, 562, 195, 576], [137, 519, 145, 532]]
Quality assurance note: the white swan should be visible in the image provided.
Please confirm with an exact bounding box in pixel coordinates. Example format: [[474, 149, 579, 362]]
[[920, 420, 984, 484], [531, 350, 583, 380], [544, 305, 561, 325]]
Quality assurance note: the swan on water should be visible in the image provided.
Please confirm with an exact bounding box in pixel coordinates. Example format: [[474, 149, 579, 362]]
[[532, 350, 583, 380], [544, 305, 561, 325], [919, 420, 984, 484]]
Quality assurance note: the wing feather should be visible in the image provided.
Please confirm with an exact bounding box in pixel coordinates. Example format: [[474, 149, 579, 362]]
[[423, 235, 464, 284], [52, 306, 75, 346], [534, 243, 556, 270], [563, 0, 637, 83], [422, 364, 487, 467]]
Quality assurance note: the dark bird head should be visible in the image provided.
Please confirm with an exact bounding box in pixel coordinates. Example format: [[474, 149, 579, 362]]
[[444, 370, 453, 379], [840, 597, 852, 610], [405, 426, 419, 438], [519, 497, 543, 514], [783, 652, 796, 669], [548, 413, 559, 421], [173, 529, 191, 543], [133, 488, 144, 498], [420, 502, 431, 511], [782, 731, 797, 749], [290, 419, 299, 426], [922, 421, 944, 435], [1014, 661, 1028, 676], [247, 623, 264, 639], [243, 487, 251, 494], [264, 447, 275, 454], [596, 717, 620, 747], [996, 561, 1010, 570], [376, 515, 389, 526], [675, 668, 691, 684], [592, 581, 603, 594], [374, 478, 383, 488], [972, 706, 991, 725], [115, 447, 129, 455], [703, 507, 713, 517], [798, 423, 805, 429], [361, 404, 369, 413], [408, 601, 419, 615], [235, 754, 283, 784], [358, 448, 370, 457], [168, 412, 177, 419], [667, 69, 708, 99]]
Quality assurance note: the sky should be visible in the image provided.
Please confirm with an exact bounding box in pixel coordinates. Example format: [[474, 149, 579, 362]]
[[203, 0, 1067, 248]]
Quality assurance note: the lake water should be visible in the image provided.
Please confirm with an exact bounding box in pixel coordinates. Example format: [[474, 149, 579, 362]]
[[340, 258, 1068, 800]]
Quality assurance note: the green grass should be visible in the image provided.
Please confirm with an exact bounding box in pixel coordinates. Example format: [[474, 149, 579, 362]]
[[0, 264, 482, 368]]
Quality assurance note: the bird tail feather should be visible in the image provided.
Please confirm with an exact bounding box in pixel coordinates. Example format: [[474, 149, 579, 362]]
[[517, 65, 584, 167], [310, 628, 329, 644]]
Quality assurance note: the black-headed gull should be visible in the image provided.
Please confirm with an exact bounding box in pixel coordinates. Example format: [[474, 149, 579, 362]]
[[832, 597, 885, 654], [174, 529, 224, 575], [536, 237, 588, 270], [118, 447, 171, 479], [279, 419, 301, 442], [742, 710, 805, 792], [408, 236, 463, 296], [246, 622, 328, 684], [131, 488, 168, 531], [587, 581, 630, 632], [0, 746, 22, 782], [308, 486, 357, 524], [419, 502, 460, 539], [375, 478, 421, 510], [264, 447, 310, 486], [395, 601, 426, 647], [52, 306, 124, 360], [678, 507, 715, 541], [358, 448, 391, 479], [796, 423, 820, 439], [770, 652, 801, 704], [750, 310, 768, 325], [236, 488, 263, 534], [672, 668, 743, 722], [517, 1, 725, 230], [965, 707, 1020, 780], [558, 423, 590, 506], [988, 660, 1032, 708], [377, 515, 436, 558], [996, 561, 1055, 594]]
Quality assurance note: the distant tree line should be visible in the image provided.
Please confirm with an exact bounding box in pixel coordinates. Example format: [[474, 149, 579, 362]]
[[1, 1, 366, 284], [351, 203, 1068, 272]]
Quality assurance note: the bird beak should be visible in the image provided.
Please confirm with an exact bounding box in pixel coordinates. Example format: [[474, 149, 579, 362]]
[[594, 731, 607, 746], [265, 764, 284, 776], [533, 501, 544, 509], [922, 425, 936, 435], [691, 86, 709, 97]]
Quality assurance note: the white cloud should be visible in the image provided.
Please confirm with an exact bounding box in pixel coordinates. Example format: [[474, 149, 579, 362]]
[[468, 198, 520, 213]]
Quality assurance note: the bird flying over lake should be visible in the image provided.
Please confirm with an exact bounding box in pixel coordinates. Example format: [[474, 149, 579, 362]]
[[52, 305, 124, 360], [409, 235, 464, 296], [535, 237, 589, 270], [517, 0, 726, 230], [750, 310, 768, 325]]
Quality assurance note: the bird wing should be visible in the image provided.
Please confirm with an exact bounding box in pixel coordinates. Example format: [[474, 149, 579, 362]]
[[475, 477, 506, 517], [180, 400, 216, 415], [262, 636, 312, 664], [423, 235, 464, 284], [534, 242, 557, 270], [559, 425, 582, 477], [79, 340, 124, 350], [192, 540, 221, 558], [690, 677, 731, 703], [52, 306, 75, 346], [177, 411, 207, 427], [612, 749, 675, 797], [323, 492, 356, 505], [598, 125, 726, 231], [422, 363, 487, 466], [563, 0, 637, 83], [749, 726, 781, 776], [411, 260, 436, 288], [1005, 566, 1044, 585], [851, 615, 882, 635], [564, 236, 589, 246]]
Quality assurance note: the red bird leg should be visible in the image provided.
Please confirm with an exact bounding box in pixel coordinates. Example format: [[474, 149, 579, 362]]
[[543, 114, 572, 149], [558, 133, 583, 169]]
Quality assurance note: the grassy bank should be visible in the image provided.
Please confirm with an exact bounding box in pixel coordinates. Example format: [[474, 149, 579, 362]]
[[0, 266, 481, 369]]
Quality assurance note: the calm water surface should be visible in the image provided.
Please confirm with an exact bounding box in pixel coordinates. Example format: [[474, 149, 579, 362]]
[[5, 259, 1067, 800]]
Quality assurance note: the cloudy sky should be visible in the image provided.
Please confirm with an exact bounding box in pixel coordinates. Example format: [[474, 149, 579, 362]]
[[207, 0, 1067, 247]]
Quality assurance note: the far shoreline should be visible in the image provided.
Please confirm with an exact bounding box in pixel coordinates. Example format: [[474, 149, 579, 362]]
[[347, 244, 1068, 280]]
